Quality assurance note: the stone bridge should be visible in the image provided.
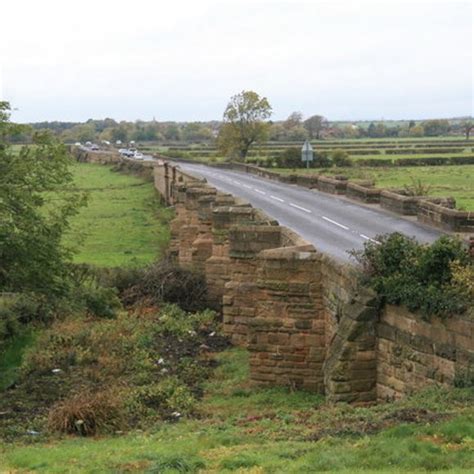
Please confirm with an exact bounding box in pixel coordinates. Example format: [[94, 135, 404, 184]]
[[153, 161, 473, 403], [71, 148, 474, 403]]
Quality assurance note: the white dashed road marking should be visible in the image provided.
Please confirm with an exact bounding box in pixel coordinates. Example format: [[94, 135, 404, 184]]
[[322, 216, 349, 230], [270, 195, 285, 202], [289, 203, 312, 213], [254, 189, 266, 195]]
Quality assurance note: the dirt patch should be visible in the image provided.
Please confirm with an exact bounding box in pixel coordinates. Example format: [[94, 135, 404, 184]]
[[306, 408, 449, 441]]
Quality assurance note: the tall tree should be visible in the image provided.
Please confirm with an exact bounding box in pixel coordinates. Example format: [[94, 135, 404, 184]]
[[303, 115, 328, 140], [422, 119, 450, 137], [284, 111, 303, 130], [218, 90, 272, 159], [0, 102, 86, 297], [461, 120, 473, 140]]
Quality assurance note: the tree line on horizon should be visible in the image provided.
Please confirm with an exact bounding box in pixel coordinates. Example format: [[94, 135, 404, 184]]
[[6, 92, 473, 148]]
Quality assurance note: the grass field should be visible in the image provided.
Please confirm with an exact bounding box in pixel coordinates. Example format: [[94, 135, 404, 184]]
[[2, 348, 473, 473], [273, 165, 474, 211], [139, 136, 474, 170], [65, 162, 172, 267]]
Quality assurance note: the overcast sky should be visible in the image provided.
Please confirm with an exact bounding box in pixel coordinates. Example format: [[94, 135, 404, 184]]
[[1, 0, 472, 123]]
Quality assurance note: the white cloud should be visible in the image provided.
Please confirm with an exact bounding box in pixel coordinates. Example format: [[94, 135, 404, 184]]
[[1, 0, 472, 121]]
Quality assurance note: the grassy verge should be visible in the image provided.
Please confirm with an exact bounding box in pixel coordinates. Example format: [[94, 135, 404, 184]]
[[2, 347, 473, 473], [274, 165, 474, 210], [0, 331, 36, 391], [65, 162, 172, 267]]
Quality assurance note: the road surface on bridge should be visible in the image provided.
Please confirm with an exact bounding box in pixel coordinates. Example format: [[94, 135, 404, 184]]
[[177, 162, 443, 262]]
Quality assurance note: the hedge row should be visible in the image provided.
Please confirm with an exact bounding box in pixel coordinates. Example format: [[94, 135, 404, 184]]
[[385, 148, 464, 155], [356, 155, 474, 167]]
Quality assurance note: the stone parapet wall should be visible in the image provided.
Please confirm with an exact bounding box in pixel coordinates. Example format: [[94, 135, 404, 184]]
[[377, 305, 474, 400], [316, 175, 348, 194], [346, 182, 381, 204], [417, 201, 474, 233], [380, 190, 421, 215], [72, 147, 122, 164], [380, 191, 456, 217]]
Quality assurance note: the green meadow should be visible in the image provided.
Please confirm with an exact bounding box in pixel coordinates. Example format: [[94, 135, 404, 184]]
[[65, 162, 172, 267]]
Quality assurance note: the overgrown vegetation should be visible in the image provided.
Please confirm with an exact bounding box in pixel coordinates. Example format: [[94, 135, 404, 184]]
[[0, 304, 226, 440], [403, 177, 432, 196], [2, 348, 473, 472], [351, 233, 473, 318], [119, 258, 209, 312]]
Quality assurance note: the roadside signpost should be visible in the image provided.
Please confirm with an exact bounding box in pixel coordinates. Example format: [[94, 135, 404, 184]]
[[301, 140, 313, 169]]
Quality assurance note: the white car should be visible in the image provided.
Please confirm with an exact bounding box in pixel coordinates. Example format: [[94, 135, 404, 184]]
[[134, 152, 144, 160], [119, 149, 135, 158]]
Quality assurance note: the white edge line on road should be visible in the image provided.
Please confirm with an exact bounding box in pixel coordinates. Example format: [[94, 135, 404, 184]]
[[360, 234, 381, 244], [270, 195, 285, 202], [289, 203, 311, 213], [254, 189, 266, 195], [322, 216, 349, 230], [243, 184, 251, 189]]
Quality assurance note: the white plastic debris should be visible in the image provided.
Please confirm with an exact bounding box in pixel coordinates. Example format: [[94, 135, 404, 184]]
[[51, 368, 62, 374]]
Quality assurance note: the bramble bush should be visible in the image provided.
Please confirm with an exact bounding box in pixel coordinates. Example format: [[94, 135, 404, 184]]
[[331, 149, 353, 167], [120, 258, 208, 312], [351, 233, 472, 318]]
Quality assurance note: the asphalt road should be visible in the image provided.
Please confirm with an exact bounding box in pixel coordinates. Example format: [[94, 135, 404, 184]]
[[177, 162, 443, 262]]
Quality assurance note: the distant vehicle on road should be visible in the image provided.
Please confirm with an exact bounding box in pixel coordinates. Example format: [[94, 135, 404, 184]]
[[134, 152, 144, 160], [74, 142, 81, 146], [119, 149, 135, 158], [85, 141, 92, 147], [90, 144, 100, 151]]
